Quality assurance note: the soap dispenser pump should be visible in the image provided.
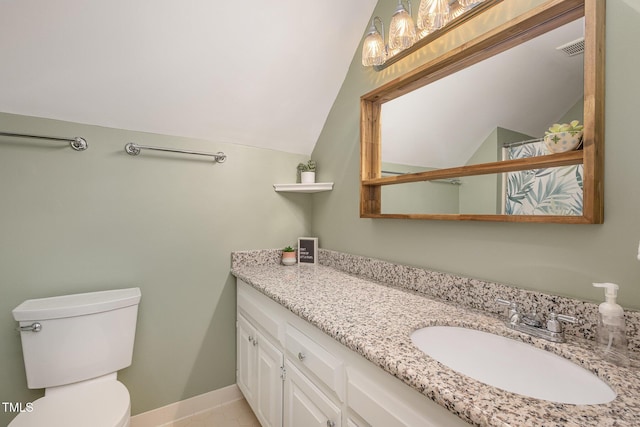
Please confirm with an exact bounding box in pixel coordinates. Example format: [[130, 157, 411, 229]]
[[593, 282, 629, 367]]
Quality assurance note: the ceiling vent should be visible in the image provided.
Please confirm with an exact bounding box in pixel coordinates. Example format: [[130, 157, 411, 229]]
[[556, 37, 585, 56]]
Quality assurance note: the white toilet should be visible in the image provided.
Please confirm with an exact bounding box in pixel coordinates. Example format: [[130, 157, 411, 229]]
[[9, 287, 142, 427]]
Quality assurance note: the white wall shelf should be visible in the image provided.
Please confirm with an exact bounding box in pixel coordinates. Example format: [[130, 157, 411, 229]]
[[273, 183, 334, 193]]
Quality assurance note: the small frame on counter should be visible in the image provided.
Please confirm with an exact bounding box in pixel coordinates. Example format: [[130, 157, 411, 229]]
[[297, 237, 318, 264]]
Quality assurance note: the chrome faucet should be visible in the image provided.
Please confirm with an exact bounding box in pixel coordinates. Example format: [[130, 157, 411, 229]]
[[496, 298, 577, 343]]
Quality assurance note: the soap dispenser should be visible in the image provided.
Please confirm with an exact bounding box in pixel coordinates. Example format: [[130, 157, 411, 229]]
[[593, 283, 629, 367]]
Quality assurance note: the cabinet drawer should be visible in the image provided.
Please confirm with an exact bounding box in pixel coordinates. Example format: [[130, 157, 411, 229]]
[[347, 367, 469, 427], [238, 283, 281, 344], [347, 369, 413, 427], [285, 324, 344, 401]]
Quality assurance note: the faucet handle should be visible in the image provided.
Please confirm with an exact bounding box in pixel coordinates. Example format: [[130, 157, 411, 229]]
[[496, 298, 515, 308], [546, 312, 577, 333], [496, 298, 518, 312], [556, 313, 577, 324], [496, 298, 520, 325]]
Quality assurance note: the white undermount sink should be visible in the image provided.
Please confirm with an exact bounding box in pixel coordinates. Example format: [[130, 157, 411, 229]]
[[410, 326, 616, 405]]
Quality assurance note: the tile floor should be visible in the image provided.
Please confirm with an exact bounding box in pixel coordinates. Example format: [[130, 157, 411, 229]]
[[161, 398, 260, 427]]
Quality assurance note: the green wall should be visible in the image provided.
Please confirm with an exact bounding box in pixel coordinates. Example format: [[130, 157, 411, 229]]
[[0, 113, 311, 425], [381, 162, 460, 214], [311, 0, 640, 310], [458, 128, 500, 215]]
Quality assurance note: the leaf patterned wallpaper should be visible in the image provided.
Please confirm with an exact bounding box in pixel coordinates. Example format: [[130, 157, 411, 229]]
[[503, 141, 583, 215]]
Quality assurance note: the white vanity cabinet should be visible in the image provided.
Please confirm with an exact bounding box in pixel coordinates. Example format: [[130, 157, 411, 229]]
[[284, 323, 344, 402], [284, 362, 341, 427], [236, 279, 470, 427], [236, 313, 283, 427], [236, 314, 258, 404], [236, 289, 284, 427], [345, 365, 459, 427], [283, 323, 344, 427]]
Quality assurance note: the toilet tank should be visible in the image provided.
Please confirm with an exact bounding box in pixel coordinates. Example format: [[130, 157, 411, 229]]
[[12, 288, 141, 389]]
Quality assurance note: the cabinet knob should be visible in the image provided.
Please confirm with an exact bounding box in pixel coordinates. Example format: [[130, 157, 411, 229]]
[[326, 421, 335, 427], [298, 352, 306, 361], [248, 335, 253, 343], [252, 338, 258, 346]]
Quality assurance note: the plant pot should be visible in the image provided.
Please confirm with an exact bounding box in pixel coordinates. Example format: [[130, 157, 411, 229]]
[[282, 251, 297, 266], [301, 171, 316, 184], [543, 131, 583, 153]]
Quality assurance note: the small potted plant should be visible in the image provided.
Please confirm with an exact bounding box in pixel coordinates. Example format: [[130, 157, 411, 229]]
[[543, 120, 584, 153], [297, 160, 317, 184], [281, 246, 297, 266]]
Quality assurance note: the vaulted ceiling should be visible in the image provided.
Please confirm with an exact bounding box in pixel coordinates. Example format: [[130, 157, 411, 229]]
[[0, 0, 377, 155]]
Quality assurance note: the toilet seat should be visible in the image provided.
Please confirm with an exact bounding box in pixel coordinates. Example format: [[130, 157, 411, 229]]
[[8, 380, 130, 427]]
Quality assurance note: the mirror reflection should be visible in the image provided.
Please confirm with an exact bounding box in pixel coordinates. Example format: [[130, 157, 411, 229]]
[[381, 165, 583, 216], [381, 18, 584, 170], [380, 17, 585, 216]]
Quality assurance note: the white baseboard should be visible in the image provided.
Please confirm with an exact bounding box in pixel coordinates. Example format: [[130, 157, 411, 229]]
[[130, 384, 243, 427]]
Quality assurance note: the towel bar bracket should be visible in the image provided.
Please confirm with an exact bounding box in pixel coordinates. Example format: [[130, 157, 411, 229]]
[[70, 137, 88, 151]]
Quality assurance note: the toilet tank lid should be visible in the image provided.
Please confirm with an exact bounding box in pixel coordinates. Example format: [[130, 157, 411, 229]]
[[13, 288, 141, 321]]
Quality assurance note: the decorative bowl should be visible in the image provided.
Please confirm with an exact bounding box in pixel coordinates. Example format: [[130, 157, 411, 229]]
[[543, 131, 583, 153]]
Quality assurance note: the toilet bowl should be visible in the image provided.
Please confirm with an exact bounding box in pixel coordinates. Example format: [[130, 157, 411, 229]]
[[9, 376, 130, 427], [10, 288, 141, 427]]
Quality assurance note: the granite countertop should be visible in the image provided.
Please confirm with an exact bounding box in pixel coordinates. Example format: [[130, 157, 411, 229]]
[[231, 262, 640, 427]]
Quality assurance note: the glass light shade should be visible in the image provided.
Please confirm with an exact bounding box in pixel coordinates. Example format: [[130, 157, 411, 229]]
[[458, 0, 483, 7], [447, 2, 467, 21], [389, 3, 416, 50], [362, 29, 386, 66], [417, 0, 450, 35]]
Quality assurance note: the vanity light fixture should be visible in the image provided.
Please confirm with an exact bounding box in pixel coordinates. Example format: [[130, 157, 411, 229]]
[[417, 0, 450, 37], [362, 0, 491, 68], [389, 1, 416, 50], [362, 16, 387, 66], [446, 1, 468, 22]]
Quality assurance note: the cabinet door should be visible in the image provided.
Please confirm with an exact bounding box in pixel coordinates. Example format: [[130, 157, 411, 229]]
[[284, 362, 341, 427], [237, 314, 257, 403], [255, 332, 284, 427]]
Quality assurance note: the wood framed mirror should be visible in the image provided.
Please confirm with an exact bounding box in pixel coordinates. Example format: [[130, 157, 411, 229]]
[[360, 0, 604, 223]]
